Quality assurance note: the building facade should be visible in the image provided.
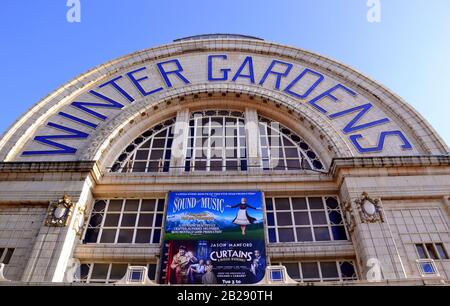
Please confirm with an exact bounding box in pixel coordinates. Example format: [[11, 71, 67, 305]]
[[0, 34, 449, 285]]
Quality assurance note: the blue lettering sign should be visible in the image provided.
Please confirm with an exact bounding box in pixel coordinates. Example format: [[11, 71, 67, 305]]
[[329, 103, 390, 133], [350, 131, 413, 153], [308, 84, 357, 113], [284, 68, 324, 100], [127, 67, 163, 97], [71, 90, 124, 120], [259, 60, 292, 90], [157, 59, 190, 87], [232, 56, 255, 83], [208, 55, 231, 81]]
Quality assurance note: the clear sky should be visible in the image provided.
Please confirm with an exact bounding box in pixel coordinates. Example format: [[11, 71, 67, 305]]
[[1, 0, 449, 148]]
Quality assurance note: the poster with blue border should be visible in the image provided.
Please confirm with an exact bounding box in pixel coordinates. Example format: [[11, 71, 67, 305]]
[[160, 191, 266, 284]]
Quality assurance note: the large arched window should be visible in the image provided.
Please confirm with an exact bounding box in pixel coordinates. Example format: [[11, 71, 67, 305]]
[[111, 118, 176, 173], [110, 110, 325, 173], [259, 116, 324, 171], [184, 110, 247, 172]]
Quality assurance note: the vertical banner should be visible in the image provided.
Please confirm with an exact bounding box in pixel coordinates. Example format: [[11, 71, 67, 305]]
[[159, 191, 266, 285]]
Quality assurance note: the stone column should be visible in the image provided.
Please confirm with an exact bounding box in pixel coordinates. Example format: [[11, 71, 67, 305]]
[[245, 108, 261, 173], [340, 183, 407, 281], [21, 177, 94, 283], [170, 109, 190, 174]]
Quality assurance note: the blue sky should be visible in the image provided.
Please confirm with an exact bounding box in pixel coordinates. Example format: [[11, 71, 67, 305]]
[[1, 1, 449, 147]]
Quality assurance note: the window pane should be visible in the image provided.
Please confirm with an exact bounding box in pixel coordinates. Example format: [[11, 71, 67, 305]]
[[104, 214, 120, 227], [435, 243, 449, 259], [325, 197, 339, 209], [268, 228, 277, 243], [3, 249, 14, 265], [284, 263, 300, 279], [135, 229, 151, 243], [302, 262, 319, 279], [148, 264, 157, 280], [308, 197, 324, 209], [291, 198, 307, 210], [416, 244, 428, 259], [331, 226, 347, 240], [121, 214, 137, 227], [155, 214, 163, 227], [276, 212, 293, 226], [89, 214, 103, 227], [91, 264, 109, 279], [275, 198, 290, 210], [157, 200, 165, 212], [141, 199, 156, 212], [278, 228, 295, 242], [328, 211, 343, 225], [340, 262, 356, 278], [296, 228, 313, 242], [93, 200, 106, 212], [311, 211, 327, 225], [320, 262, 339, 279], [265, 198, 274, 211], [138, 214, 154, 227], [314, 227, 331, 241], [152, 229, 161, 243], [426, 244, 438, 260], [84, 228, 100, 243], [267, 213, 275, 226], [124, 200, 140, 211], [108, 200, 123, 212], [117, 229, 134, 243], [109, 264, 128, 280], [294, 212, 310, 225], [100, 229, 116, 243]]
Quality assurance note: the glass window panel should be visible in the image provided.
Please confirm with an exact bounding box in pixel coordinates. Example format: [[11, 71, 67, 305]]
[[80, 264, 90, 280], [93, 200, 106, 212], [150, 150, 164, 160], [84, 228, 100, 243], [132, 162, 147, 172], [138, 214, 154, 227], [275, 198, 290, 210], [311, 211, 327, 225], [108, 200, 123, 212], [157, 200, 165, 212], [416, 244, 428, 259], [296, 227, 313, 242], [426, 244, 439, 260], [91, 264, 109, 279], [195, 160, 207, 171], [276, 212, 293, 226], [284, 263, 300, 279], [320, 262, 339, 279], [152, 138, 166, 149], [117, 229, 134, 243], [147, 161, 159, 172], [325, 197, 339, 209], [89, 214, 103, 227], [291, 198, 307, 210], [141, 199, 156, 212], [314, 227, 331, 241], [436, 243, 449, 259], [284, 148, 299, 158], [340, 262, 356, 278], [121, 214, 137, 227], [152, 229, 161, 243], [109, 264, 128, 280], [286, 159, 300, 170], [267, 213, 275, 226], [265, 198, 274, 211], [308, 197, 324, 209], [278, 228, 295, 242], [294, 212, 310, 225], [301, 262, 319, 279], [328, 211, 343, 225], [100, 229, 116, 243], [226, 160, 238, 171], [268, 228, 277, 243], [135, 229, 152, 243], [104, 214, 120, 227], [210, 160, 223, 171], [135, 150, 149, 160], [148, 264, 157, 280], [124, 200, 140, 211], [331, 226, 347, 240], [155, 214, 163, 227]]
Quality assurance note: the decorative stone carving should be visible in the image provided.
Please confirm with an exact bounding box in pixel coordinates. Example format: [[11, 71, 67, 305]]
[[45, 194, 74, 227], [342, 201, 356, 234], [354, 192, 384, 223]]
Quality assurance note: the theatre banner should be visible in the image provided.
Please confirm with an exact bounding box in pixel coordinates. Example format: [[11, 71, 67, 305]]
[[159, 191, 266, 284]]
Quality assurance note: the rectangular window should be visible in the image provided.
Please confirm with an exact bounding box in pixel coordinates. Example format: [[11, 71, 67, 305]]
[[265, 196, 347, 243], [271, 260, 357, 282], [76, 263, 157, 284], [0, 248, 14, 265], [83, 199, 165, 244], [415, 243, 449, 260]]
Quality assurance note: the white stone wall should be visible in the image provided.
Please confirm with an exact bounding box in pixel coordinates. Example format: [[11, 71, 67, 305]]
[[0, 205, 46, 280]]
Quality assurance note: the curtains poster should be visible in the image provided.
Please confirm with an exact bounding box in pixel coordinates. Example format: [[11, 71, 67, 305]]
[[159, 191, 266, 285]]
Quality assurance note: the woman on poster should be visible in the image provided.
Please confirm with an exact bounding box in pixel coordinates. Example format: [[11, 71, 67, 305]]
[[226, 197, 261, 236]]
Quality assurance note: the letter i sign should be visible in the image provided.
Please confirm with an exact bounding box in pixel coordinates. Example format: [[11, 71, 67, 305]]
[[67, 0, 81, 23]]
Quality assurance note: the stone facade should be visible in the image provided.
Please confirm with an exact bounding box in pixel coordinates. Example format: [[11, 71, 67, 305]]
[[0, 35, 448, 285]]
